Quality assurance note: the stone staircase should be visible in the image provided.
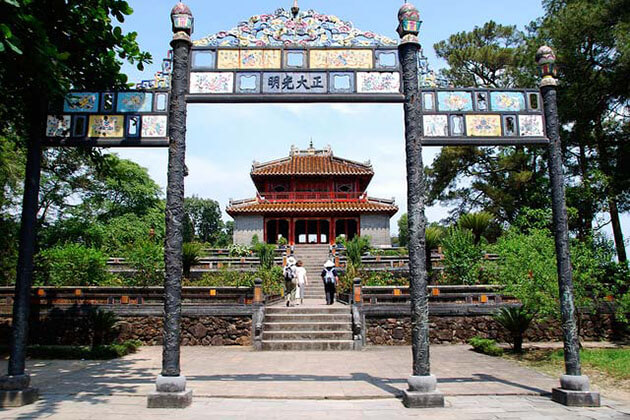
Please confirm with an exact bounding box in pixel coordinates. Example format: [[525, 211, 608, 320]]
[[261, 305, 353, 351], [292, 244, 331, 300]]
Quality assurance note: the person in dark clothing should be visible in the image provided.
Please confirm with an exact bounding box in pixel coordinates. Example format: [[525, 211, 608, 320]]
[[321, 260, 339, 305]]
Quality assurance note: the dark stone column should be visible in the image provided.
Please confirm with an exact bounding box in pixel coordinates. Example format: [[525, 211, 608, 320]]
[[397, 2, 444, 408], [0, 97, 44, 408], [536, 45, 600, 407], [147, 2, 193, 409]]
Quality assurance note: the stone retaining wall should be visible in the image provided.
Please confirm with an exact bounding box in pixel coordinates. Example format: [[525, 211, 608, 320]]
[[366, 313, 627, 345], [0, 314, 252, 347]]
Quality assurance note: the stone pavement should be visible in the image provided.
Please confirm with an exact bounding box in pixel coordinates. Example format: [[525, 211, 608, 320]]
[[0, 345, 629, 419]]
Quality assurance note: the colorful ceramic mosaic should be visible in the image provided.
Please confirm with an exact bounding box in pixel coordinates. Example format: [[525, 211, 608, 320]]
[[141, 115, 168, 138], [46, 115, 71, 137], [190, 72, 234, 94], [117, 92, 153, 113], [309, 49, 373, 69], [217, 49, 282, 69], [465, 115, 502, 137], [423, 115, 448, 137], [519, 115, 545, 137], [87, 115, 124, 138], [63, 93, 99, 113], [194, 8, 397, 48], [437, 91, 473, 112], [490, 92, 526, 112], [356, 72, 400, 93]]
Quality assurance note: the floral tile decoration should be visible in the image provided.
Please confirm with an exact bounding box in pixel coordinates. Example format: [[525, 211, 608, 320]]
[[116, 92, 153, 113], [63, 93, 99, 113], [310, 49, 373, 69], [87, 115, 124, 138], [423, 115, 448, 137], [490, 91, 526, 112], [141, 115, 168, 138], [45, 115, 71, 137], [190, 72, 234, 94], [465, 114, 502, 136], [437, 91, 473, 112], [356, 72, 400, 93], [519, 115, 545, 137]]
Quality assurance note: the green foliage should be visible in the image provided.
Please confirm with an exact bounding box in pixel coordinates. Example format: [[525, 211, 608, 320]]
[[194, 266, 283, 296], [344, 236, 371, 269], [458, 212, 494, 244], [277, 236, 288, 246], [88, 309, 118, 348], [228, 244, 251, 257], [252, 242, 276, 270], [251, 234, 260, 245], [123, 240, 164, 287], [469, 337, 504, 356], [441, 228, 481, 285], [493, 306, 535, 353], [397, 214, 409, 248], [23, 340, 141, 360], [548, 348, 630, 380], [512, 207, 553, 233], [35, 244, 110, 287], [184, 196, 229, 244], [182, 242, 202, 278]]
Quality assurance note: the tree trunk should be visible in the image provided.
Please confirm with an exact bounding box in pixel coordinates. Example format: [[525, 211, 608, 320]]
[[513, 335, 523, 354], [609, 198, 627, 263]]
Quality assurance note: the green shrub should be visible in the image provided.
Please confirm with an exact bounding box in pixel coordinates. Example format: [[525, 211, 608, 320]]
[[88, 309, 118, 348], [493, 306, 535, 353], [228, 244, 251, 257], [182, 242, 203, 278], [123, 240, 164, 287], [24, 340, 141, 360], [458, 212, 494, 245], [194, 266, 283, 296], [442, 227, 481, 285], [277, 236, 288, 246], [469, 336, 503, 356], [36, 244, 110, 287], [345, 236, 371, 268], [252, 242, 276, 270]]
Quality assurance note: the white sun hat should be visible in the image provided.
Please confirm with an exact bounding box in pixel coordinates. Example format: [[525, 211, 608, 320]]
[[324, 260, 335, 268], [287, 256, 297, 265]]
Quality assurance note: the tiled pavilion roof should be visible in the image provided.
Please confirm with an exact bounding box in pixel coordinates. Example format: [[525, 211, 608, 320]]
[[251, 145, 374, 177], [226, 199, 398, 216]]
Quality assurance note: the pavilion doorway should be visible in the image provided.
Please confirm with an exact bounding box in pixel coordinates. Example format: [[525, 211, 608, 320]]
[[294, 219, 330, 244], [334, 218, 358, 241], [265, 219, 289, 244]]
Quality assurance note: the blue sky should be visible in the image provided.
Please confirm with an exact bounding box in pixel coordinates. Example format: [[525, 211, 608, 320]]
[[115, 0, 628, 254]]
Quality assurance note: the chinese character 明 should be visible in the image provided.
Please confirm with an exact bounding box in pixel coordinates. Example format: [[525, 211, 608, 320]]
[[311, 76, 324, 89], [268, 76, 280, 90], [282, 75, 295, 90], [297, 75, 310, 90]]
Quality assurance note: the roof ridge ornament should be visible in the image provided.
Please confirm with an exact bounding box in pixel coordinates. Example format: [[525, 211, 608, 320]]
[[291, 0, 299, 19]]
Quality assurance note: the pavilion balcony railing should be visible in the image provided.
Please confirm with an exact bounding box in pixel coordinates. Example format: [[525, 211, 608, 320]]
[[256, 191, 368, 202]]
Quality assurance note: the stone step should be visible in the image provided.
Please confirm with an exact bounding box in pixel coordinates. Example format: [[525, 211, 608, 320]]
[[261, 340, 354, 351], [264, 313, 351, 323], [264, 322, 352, 332], [266, 306, 348, 314], [262, 331, 353, 340]]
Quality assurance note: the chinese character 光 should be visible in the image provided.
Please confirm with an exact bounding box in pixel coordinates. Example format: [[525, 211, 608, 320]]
[[282, 75, 295, 90]]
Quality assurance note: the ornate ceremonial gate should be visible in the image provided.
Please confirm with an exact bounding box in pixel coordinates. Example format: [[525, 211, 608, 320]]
[[1, 1, 599, 410]]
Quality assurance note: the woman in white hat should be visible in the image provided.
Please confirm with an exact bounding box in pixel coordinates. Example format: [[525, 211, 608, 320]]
[[321, 260, 339, 305], [283, 256, 298, 307]]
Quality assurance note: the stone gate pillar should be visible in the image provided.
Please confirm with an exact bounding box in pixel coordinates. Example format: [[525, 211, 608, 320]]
[[147, 1, 194, 409], [397, 3, 444, 409]]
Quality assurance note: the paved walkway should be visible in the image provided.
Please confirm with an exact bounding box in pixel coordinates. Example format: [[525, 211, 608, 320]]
[[1, 345, 629, 419]]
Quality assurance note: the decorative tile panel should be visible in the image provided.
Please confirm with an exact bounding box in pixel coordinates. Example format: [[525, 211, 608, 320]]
[[309, 49, 373, 69], [116, 92, 153, 113], [87, 115, 125, 138], [356, 72, 400, 93], [63, 93, 99, 113], [519, 115, 545, 137], [490, 92, 526, 112], [190, 72, 234, 94], [217, 49, 282, 69], [437, 92, 473, 112], [141, 115, 168, 138], [46, 115, 71, 137], [423, 115, 448, 137], [465, 115, 502, 137]]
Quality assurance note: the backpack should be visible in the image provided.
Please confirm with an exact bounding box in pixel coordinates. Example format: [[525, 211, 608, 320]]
[[324, 268, 336, 284], [284, 265, 295, 283]]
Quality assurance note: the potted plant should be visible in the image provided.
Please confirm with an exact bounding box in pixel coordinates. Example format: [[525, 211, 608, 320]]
[[277, 236, 288, 250], [335, 235, 346, 249]]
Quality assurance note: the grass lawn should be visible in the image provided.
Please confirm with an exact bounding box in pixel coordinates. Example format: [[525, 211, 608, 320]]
[[504, 347, 630, 397]]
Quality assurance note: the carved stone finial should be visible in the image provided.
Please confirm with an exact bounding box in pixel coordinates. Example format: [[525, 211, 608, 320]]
[[291, 0, 300, 18], [170, 1, 194, 40], [536, 45, 558, 86], [397, 3, 421, 44]]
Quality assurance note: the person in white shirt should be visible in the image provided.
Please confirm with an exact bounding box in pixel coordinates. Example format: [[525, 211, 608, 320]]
[[283, 256, 297, 307], [295, 260, 308, 305]]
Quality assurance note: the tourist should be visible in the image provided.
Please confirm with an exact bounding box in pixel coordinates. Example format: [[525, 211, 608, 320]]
[[321, 260, 338, 305], [283, 256, 297, 307], [295, 260, 308, 305]]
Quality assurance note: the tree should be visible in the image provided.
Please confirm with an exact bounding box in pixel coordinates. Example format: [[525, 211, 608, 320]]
[[458, 212, 494, 245], [397, 214, 409, 248], [427, 23, 551, 225], [184, 196, 224, 244]]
